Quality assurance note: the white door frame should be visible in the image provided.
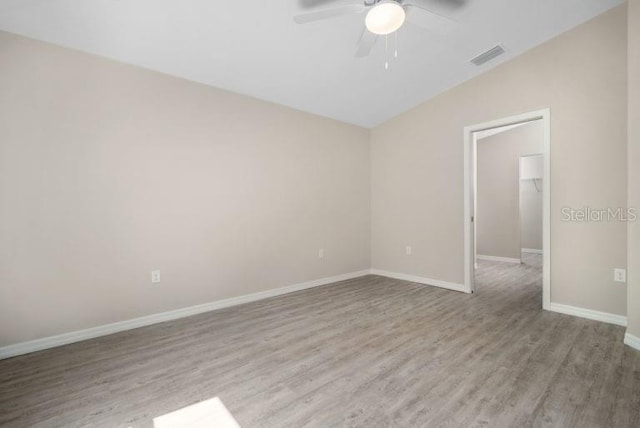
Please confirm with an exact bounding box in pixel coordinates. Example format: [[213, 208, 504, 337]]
[[463, 108, 551, 309]]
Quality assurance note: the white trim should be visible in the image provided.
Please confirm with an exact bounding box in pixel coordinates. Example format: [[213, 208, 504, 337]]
[[521, 248, 543, 254], [476, 255, 521, 264], [546, 302, 627, 327], [0, 270, 370, 360], [624, 333, 640, 351], [464, 128, 475, 293], [370, 269, 470, 293], [542, 109, 551, 310], [463, 108, 551, 310]]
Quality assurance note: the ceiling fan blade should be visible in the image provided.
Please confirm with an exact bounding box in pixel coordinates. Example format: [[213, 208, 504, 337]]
[[355, 28, 378, 58], [407, 0, 469, 12], [404, 4, 457, 35], [294, 4, 366, 24], [298, 0, 350, 9]]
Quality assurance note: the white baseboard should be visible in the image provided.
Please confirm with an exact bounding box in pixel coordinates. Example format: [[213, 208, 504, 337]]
[[370, 269, 470, 294], [0, 269, 370, 360], [546, 302, 627, 327], [624, 333, 640, 351], [476, 255, 521, 264], [521, 248, 543, 254]]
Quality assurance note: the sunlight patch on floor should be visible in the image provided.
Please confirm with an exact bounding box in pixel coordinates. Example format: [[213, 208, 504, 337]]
[[153, 397, 240, 428]]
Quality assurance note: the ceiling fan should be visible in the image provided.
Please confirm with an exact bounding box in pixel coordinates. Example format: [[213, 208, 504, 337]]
[[294, 0, 457, 58]]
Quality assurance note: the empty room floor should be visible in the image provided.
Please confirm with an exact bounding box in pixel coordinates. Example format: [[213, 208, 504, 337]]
[[1, 257, 640, 427]]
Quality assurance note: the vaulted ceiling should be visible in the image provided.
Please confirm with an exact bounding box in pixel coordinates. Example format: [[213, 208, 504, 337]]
[[0, 0, 624, 127]]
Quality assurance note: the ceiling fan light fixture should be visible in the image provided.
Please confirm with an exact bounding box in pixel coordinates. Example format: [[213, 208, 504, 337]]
[[365, 1, 406, 35]]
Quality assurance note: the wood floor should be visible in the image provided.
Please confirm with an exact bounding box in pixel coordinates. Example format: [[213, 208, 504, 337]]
[[1, 254, 640, 427]]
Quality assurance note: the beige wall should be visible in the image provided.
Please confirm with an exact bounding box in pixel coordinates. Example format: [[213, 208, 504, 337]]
[[628, 0, 640, 337], [520, 166, 544, 252], [0, 32, 371, 346], [371, 5, 628, 314], [476, 121, 543, 259]]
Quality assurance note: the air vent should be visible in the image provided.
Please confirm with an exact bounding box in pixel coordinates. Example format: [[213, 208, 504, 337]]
[[470, 45, 506, 66]]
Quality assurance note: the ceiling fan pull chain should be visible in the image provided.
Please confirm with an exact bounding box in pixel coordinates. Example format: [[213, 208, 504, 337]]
[[385, 34, 389, 70], [394, 31, 398, 58]]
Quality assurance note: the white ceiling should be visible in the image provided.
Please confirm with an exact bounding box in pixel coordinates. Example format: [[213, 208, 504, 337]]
[[0, 0, 624, 127]]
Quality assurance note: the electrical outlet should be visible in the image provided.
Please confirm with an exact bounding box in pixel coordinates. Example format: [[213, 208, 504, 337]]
[[318, 248, 324, 259], [406, 246, 412, 256], [614, 268, 626, 283], [151, 270, 161, 284]]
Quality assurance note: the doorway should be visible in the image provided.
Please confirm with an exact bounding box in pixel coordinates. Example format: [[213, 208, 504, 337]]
[[463, 109, 550, 309]]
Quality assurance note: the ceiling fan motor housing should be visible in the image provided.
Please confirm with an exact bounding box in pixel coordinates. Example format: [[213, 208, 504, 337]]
[[365, 0, 403, 5]]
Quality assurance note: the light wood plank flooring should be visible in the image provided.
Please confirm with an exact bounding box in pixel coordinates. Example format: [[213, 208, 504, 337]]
[[1, 254, 640, 427]]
